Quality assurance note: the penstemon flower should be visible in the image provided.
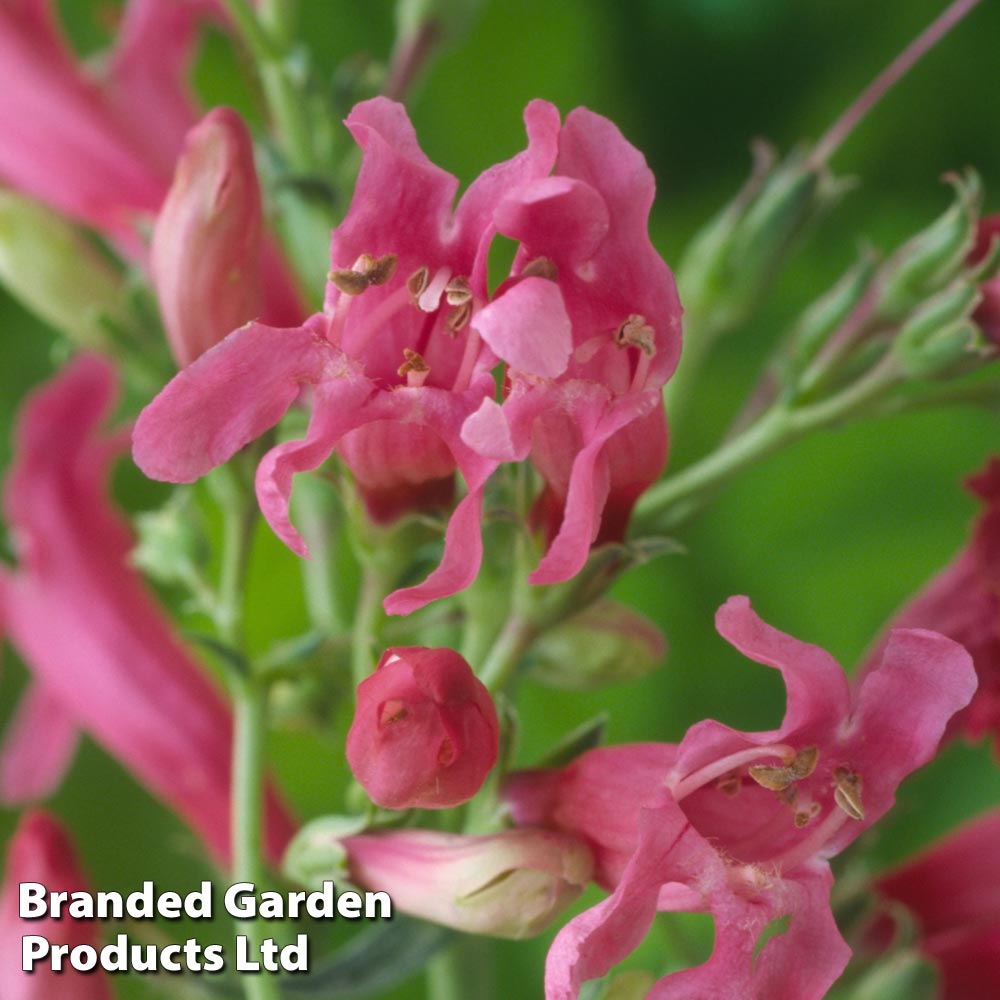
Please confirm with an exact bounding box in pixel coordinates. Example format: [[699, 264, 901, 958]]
[[0, 810, 113, 1000], [0, 355, 295, 865], [505, 596, 976, 997], [133, 98, 565, 614]]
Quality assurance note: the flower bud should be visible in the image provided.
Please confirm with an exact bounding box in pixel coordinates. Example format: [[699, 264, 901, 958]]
[[527, 599, 665, 691], [346, 646, 499, 809], [895, 282, 987, 378], [342, 828, 593, 938], [151, 107, 263, 367], [0, 191, 125, 349], [875, 171, 980, 325]]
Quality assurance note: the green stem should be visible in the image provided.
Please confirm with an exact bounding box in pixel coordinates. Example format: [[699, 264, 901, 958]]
[[218, 0, 315, 173], [634, 360, 901, 534], [425, 938, 495, 1000], [351, 565, 384, 689], [211, 466, 280, 1000], [231, 679, 281, 1000]]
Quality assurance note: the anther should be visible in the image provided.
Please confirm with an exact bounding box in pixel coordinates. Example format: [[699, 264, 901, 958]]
[[794, 803, 822, 828], [790, 746, 819, 780], [330, 252, 399, 295], [407, 266, 431, 300], [833, 767, 864, 821], [615, 314, 656, 356], [521, 257, 559, 281], [379, 699, 409, 726], [445, 276, 473, 306], [398, 348, 430, 387], [715, 770, 741, 797], [446, 300, 472, 334], [749, 763, 796, 792]]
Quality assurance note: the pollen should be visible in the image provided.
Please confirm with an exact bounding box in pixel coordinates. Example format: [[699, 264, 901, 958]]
[[615, 314, 656, 356]]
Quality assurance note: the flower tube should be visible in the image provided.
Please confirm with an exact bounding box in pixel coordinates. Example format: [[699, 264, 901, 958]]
[[0, 355, 295, 865]]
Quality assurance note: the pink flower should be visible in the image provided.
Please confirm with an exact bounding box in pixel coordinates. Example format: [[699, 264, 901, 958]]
[[859, 457, 1000, 753], [876, 809, 1000, 1000], [972, 215, 1000, 345], [0, 355, 295, 866], [506, 596, 976, 998], [342, 827, 593, 938], [461, 108, 683, 584], [0, 0, 211, 246], [346, 646, 499, 809], [151, 107, 266, 367], [134, 97, 562, 614], [0, 810, 113, 1000]]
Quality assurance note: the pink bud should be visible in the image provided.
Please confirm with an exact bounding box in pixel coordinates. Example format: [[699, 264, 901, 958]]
[[151, 106, 263, 367], [343, 828, 593, 938], [346, 646, 499, 809]]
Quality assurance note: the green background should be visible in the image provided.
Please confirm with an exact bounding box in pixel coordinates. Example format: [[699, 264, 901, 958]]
[[2, 0, 1000, 996]]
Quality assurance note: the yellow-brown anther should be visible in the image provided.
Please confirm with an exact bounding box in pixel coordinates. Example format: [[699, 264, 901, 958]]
[[615, 314, 656, 356], [398, 348, 430, 385], [833, 767, 864, 821], [365, 253, 399, 286], [329, 268, 371, 296], [330, 252, 399, 295], [445, 300, 472, 334], [748, 763, 796, 792], [445, 276, 472, 306], [521, 256, 559, 281], [715, 770, 741, 797], [407, 265, 431, 300], [790, 746, 819, 780], [794, 802, 821, 828]]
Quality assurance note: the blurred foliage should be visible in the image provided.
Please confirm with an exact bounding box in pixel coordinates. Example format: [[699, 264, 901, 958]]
[[2, 0, 1000, 997]]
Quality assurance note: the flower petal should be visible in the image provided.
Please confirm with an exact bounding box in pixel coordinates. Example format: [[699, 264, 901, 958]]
[[0, 679, 80, 804], [133, 320, 331, 482], [472, 276, 572, 378]]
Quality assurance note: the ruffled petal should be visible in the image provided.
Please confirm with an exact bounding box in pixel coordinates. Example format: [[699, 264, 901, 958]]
[[544, 794, 691, 1000], [133, 321, 332, 482], [829, 627, 975, 854], [472, 276, 572, 378], [716, 595, 852, 736]]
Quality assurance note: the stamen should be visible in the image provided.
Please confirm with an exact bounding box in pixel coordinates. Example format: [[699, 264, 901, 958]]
[[408, 266, 430, 300], [762, 806, 850, 874], [833, 767, 864, 821], [794, 802, 822, 828], [445, 276, 473, 306], [451, 326, 482, 394], [670, 744, 797, 802], [446, 300, 473, 334], [522, 257, 559, 281], [615, 314, 656, 356], [330, 252, 399, 295], [749, 745, 820, 792], [716, 770, 741, 797], [418, 266, 452, 312], [398, 348, 430, 387], [329, 268, 371, 296]]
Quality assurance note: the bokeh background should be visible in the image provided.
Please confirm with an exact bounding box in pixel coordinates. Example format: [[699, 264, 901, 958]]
[[2, 0, 1000, 996]]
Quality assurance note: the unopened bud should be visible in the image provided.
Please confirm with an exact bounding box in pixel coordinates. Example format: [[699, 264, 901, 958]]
[[151, 107, 264, 367], [895, 281, 987, 378], [789, 250, 879, 379], [341, 828, 593, 938], [527, 599, 665, 691], [283, 815, 370, 888], [679, 144, 847, 338], [131, 492, 208, 589], [0, 191, 125, 349], [346, 647, 500, 809], [875, 171, 980, 325]]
